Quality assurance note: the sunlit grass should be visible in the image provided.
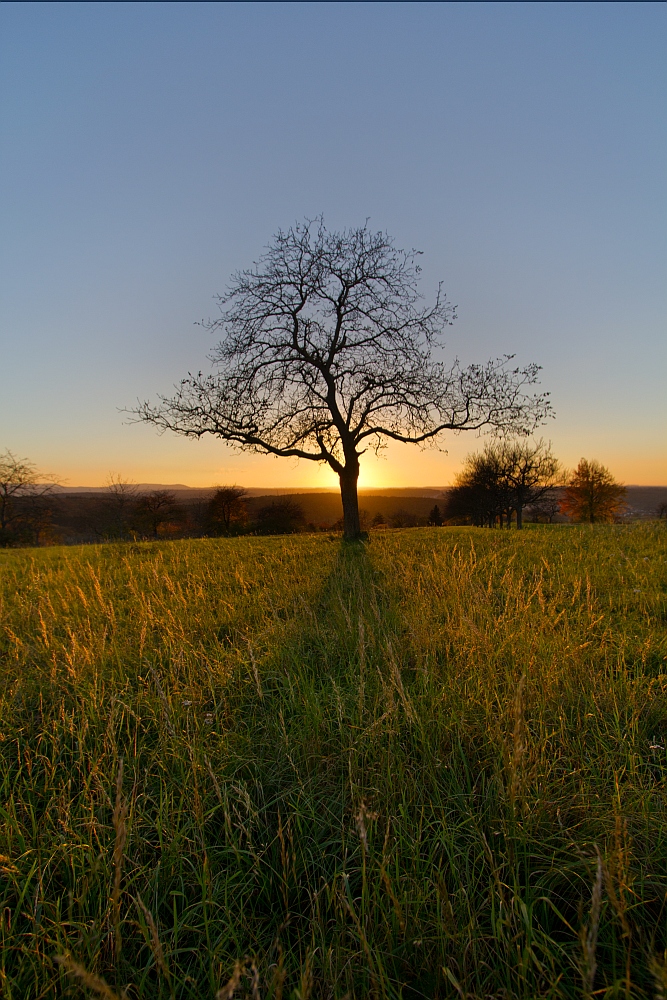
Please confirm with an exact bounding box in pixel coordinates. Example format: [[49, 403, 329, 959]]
[[0, 524, 666, 998]]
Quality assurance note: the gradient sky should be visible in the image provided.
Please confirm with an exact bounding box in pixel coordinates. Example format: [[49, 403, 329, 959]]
[[1, 1, 665, 488]]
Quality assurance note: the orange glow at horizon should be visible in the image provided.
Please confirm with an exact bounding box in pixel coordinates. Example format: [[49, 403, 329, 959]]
[[41, 436, 667, 490]]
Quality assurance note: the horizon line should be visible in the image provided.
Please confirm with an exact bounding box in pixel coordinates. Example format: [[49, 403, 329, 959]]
[[49, 482, 667, 491]]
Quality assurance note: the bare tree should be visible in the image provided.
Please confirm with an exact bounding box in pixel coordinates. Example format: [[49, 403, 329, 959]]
[[525, 490, 562, 523], [98, 474, 139, 539], [136, 220, 551, 539], [0, 449, 59, 546], [559, 459, 627, 524], [497, 439, 561, 529], [135, 490, 184, 539], [207, 486, 249, 535], [443, 448, 509, 527], [442, 439, 560, 528]]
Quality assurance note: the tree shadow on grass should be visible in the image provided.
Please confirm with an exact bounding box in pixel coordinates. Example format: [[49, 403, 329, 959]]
[[2, 534, 652, 1000]]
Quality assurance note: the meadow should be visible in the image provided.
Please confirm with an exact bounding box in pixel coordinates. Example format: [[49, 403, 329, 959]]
[[0, 523, 665, 999]]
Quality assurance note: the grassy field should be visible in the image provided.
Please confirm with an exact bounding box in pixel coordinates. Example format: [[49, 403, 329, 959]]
[[0, 524, 666, 999]]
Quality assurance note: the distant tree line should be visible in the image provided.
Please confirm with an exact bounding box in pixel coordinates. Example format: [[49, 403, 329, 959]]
[[440, 444, 628, 527], [0, 459, 314, 546], [0, 445, 650, 547], [207, 489, 308, 537], [442, 440, 562, 528], [64, 484, 312, 542]]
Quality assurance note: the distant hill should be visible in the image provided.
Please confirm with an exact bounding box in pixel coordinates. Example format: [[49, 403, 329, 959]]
[[18, 482, 667, 545], [52, 482, 666, 506], [48, 484, 666, 533], [51, 483, 210, 494], [622, 486, 667, 519], [52, 484, 448, 497]]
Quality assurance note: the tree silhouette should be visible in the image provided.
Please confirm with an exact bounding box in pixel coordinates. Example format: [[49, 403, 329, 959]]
[[135, 490, 184, 539], [0, 450, 58, 546], [496, 439, 561, 529], [254, 499, 305, 535], [137, 220, 551, 539], [207, 486, 249, 535], [559, 459, 626, 523], [443, 449, 508, 527], [443, 440, 560, 528], [525, 491, 562, 523], [428, 504, 443, 526], [98, 475, 139, 539]]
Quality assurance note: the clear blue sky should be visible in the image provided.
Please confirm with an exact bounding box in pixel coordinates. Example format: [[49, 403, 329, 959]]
[[1, 1, 665, 486]]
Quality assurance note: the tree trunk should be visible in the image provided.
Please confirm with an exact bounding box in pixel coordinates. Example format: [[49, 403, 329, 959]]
[[339, 464, 361, 540], [516, 505, 523, 530]]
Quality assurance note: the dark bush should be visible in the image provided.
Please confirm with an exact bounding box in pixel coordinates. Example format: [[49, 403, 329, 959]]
[[254, 500, 305, 535]]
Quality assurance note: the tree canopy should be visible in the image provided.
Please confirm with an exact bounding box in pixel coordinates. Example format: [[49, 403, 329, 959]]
[[443, 440, 560, 528], [0, 450, 58, 546], [559, 459, 626, 523], [207, 486, 249, 535], [137, 219, 552, 538]]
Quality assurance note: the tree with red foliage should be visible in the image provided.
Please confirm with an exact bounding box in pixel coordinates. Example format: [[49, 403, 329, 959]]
[[559, 459, 626, 523]]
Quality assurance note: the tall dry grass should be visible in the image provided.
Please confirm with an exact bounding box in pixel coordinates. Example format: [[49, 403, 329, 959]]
[[0, 523, 665, 998]]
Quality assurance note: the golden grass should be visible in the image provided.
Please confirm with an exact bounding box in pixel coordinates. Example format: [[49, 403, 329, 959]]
[[0, 523, 665, 998]]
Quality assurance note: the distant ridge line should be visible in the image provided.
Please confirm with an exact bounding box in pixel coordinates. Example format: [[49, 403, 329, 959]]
[[51, 484, 453, 495], [50, 483, 667, 494]]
